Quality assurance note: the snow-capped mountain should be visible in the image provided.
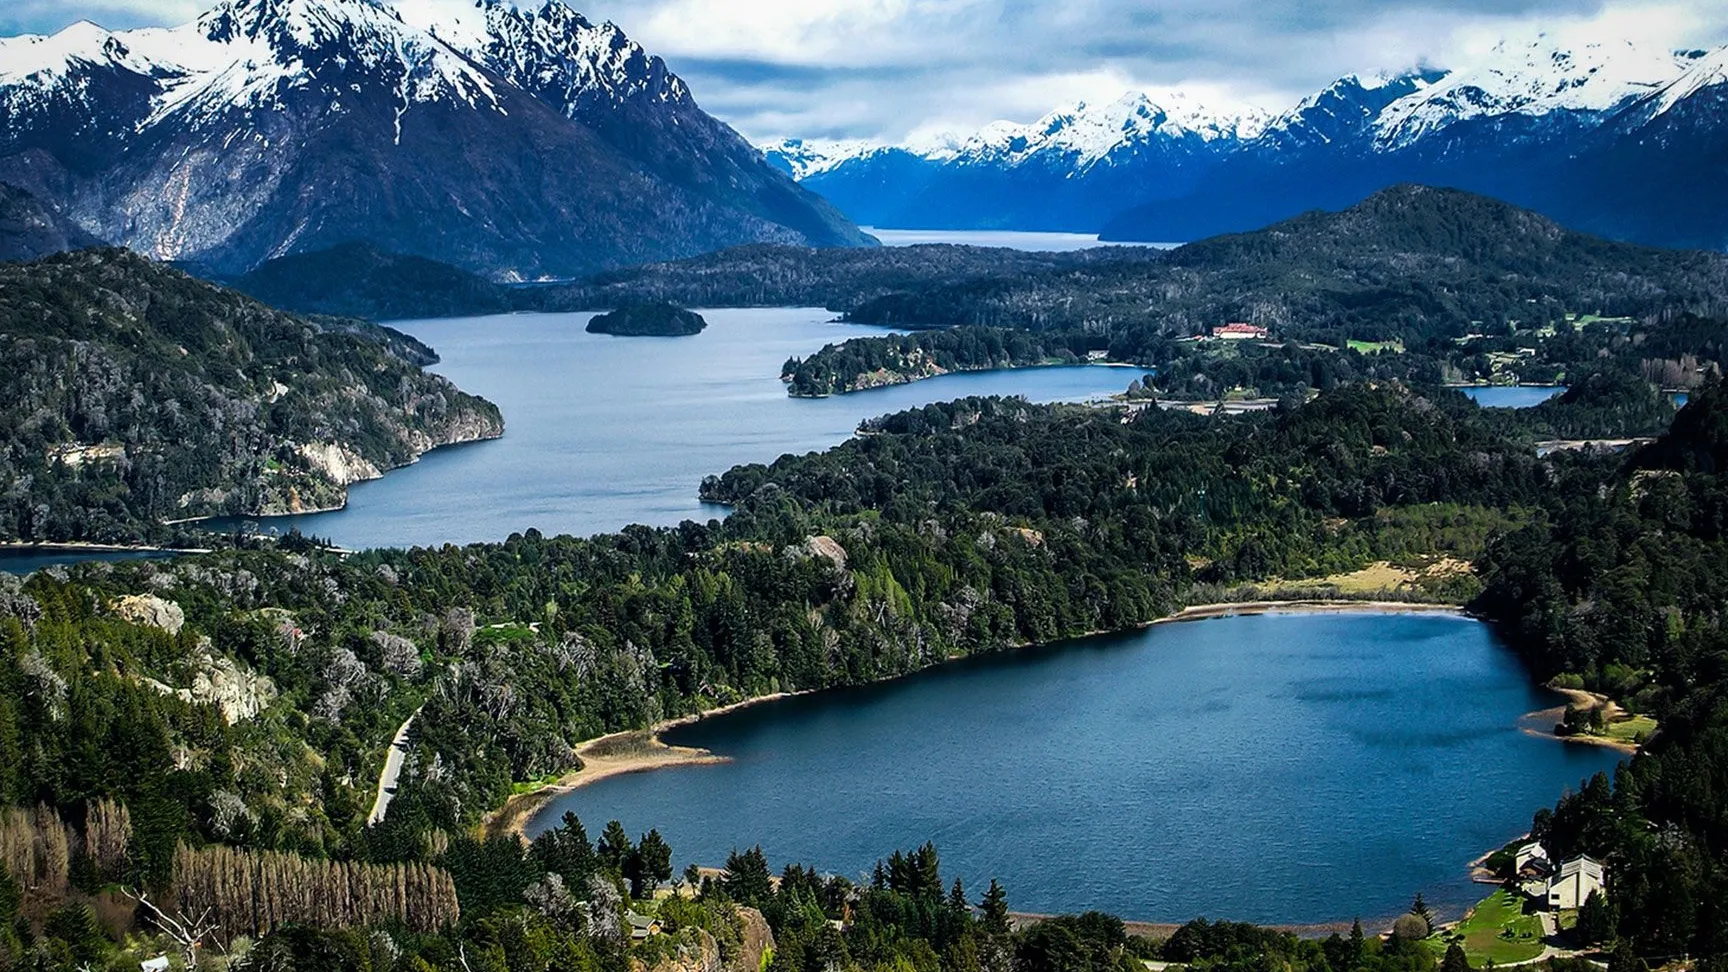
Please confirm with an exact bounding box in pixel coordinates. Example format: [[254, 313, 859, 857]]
[[0, 0, 869, 278], [770, 91, 1269, 232], [763, 138, 882, 181], [1371, 38, 1697, 149], [773, 36, 1728, 250]]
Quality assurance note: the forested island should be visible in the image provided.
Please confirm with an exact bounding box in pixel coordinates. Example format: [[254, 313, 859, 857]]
[[586, 303, 708, 337], [3, 371, 1726, 966], [782, 327, 1100, 396], [0, 249, 503, 545]]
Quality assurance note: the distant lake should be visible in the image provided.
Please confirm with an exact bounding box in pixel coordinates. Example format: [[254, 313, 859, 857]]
[[528, 612, 1620, 925], [1456, 385, 1564, 408], [862, 227, 1179, 252], [208, 309, 1137, 551], [0, 548, 180, 575]]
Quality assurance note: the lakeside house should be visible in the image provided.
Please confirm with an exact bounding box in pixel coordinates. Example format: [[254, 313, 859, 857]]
[[626, 911, 662, 941], [1211, 323, 1269, 341], [1546, 855, 1605, 910], [1515, 841, 1552, 878]]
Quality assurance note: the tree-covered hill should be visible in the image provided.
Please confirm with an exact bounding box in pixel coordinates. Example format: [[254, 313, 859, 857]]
[[5, 379, 1728, 962], [0, 249, 503, 543], [843, 186, 1728, 340], [230, 242, 515, 322]]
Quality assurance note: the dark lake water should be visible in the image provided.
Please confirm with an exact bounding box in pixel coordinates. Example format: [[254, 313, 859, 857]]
[[213, 309, 1138, 550], [0, 548, 181, 575], [1455, 385, 1564, 408], [526, 611, 1620, 925]]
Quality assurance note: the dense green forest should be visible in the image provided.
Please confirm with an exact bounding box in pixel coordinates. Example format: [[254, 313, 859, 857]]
[[0, 250, 503, 544], [230, 243, 516, 322], [8, 374, 1728, 967], [586, 304, 708, 337], [782, 327, 1101, 396]]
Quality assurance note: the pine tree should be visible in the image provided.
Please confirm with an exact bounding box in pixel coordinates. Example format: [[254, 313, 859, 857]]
[[1412, 892, 1434, 927], [721, 846, 772, 906], [1577, 889, 1616, 945], [980, 879, 1011, 937], [1442, 943, 1470, 972], [598, 820, 633, 876], [630, 829, 672, 899]]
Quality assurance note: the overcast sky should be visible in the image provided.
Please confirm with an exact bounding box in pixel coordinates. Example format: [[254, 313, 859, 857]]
[[5, 0, 1727, 143]]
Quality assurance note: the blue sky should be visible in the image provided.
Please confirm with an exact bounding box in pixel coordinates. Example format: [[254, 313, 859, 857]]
[[5, 0, 1726, 142]]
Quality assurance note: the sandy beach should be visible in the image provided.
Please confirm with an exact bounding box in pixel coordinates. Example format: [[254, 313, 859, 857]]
[[1519, 685, 1641, 754], [1154, 599, 1465, 624], [484, 692, 822, 838]]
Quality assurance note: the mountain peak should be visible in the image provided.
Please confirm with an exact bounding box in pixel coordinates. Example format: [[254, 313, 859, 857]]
[[1373, 36, 1692, 147]]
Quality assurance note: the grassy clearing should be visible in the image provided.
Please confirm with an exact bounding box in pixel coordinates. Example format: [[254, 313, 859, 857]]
[[1604, 714, 1658, 745], [1348, 339, 1406, 354], [1427, 891, 1546, 968]]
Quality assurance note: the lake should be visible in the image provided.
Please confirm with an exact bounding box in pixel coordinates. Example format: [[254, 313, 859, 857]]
[[209, 309, 1139, 551], [0, 548, 182, 575], [526, 611, 1621, 925], [1455, 385, 1564, 408], [862, 227, 1179, 252]]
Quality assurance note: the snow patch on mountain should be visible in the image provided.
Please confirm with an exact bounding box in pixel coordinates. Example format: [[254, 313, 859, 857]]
[[763, 137, 882, 179], [949, 91, 1268, 170], [1373, 37, 1694, 148], [0, 21, 163, 85], [1648, 45, 1728, 116]]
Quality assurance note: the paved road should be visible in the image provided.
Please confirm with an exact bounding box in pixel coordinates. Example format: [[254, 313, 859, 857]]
[[367, 706, 422, 825]]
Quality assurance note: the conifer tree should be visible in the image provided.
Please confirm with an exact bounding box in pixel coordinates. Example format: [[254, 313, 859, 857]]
[[981, 879, 1011, 937]]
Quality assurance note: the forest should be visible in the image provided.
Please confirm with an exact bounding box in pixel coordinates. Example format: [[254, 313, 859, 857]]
[[0, 250, 503, 544], [4, 371, 1728, 967]]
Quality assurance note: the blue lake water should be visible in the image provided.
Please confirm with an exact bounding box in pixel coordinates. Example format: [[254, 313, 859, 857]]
[[1455, 385, 1565, 408], [862, 227, 1179, 252], [527, 611, 1619, 925], [209, 309, 1139, 551]]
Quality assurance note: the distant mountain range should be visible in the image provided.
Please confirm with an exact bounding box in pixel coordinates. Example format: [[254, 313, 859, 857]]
[[764, 38, 1728, 250], [0, 0, 871, 280]]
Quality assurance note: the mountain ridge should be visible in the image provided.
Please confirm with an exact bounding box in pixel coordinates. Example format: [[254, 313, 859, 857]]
[[0, 0, 872, 279], [769, 37, 1728, 249]]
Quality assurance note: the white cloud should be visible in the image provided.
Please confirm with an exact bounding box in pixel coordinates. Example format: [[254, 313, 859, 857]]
[[5, 0, 1726, 142]]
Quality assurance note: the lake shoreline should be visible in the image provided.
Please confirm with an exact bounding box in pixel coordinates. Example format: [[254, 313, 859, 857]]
[[0, 540, 212, 556], [1153, 599, 1466, 625], [492, 598, 1464, 840], [1517, 686, 1641, 755]]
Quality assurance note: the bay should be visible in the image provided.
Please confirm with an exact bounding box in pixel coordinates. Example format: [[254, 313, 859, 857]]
[[216, 309, 1138, 551], [527, 612, 1621, 925]]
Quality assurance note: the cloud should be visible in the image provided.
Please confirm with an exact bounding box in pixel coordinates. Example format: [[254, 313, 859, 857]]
[[580, 0, 1728, 140], [6, 0, 1726, 143], [0, 0, 203, 34]]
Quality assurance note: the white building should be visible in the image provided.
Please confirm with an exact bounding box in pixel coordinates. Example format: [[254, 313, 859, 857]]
[[1515, 841, 1550, 875], [1547, 855, 1605, 910]]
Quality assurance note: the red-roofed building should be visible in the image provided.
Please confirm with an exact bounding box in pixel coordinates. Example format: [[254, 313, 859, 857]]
[[1211, 323, 1269, 340]]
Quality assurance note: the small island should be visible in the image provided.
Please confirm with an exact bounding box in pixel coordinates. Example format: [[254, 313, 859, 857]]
[[586, 302, 708, 336]]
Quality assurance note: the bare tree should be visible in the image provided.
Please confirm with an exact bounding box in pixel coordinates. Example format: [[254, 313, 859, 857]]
[[125, 886, 222, 970]]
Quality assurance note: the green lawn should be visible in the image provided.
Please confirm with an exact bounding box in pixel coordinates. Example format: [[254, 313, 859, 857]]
[[1605, 714, 1658, 745], [1348, 339, 1405, 354], [1427, 890, 1546, 968]]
